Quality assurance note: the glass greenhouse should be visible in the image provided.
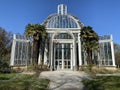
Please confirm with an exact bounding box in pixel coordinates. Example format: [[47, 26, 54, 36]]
[[10, 4, 115, 70]]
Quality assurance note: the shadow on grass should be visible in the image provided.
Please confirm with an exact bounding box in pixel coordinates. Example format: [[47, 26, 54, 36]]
[[82, 76, 120, 90], [0, 73, 49, 90]]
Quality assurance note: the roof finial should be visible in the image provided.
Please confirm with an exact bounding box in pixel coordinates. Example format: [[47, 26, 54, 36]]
[[58, 4, 67, 15]]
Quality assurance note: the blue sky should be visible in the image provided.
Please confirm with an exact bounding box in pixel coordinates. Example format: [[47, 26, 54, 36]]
[[0, 0, 120, 44]]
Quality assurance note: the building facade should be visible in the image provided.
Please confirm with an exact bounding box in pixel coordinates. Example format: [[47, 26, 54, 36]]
[[10, 4, 116, 70]]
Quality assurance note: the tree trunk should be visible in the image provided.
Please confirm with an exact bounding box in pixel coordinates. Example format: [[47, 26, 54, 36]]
[[32, 38, 40, 65], [39, 37, 46, 68], [87, 49, 92, 64]]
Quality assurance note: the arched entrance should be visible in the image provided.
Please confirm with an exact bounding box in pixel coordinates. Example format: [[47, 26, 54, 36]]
[[52, 32, 75, 70]]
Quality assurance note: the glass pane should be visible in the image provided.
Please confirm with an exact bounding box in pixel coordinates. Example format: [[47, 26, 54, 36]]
[[54, 33, 72, 39], [55, 61, 58, 66], [47, 15, 78, 28], [64, 61, 67, 68], [55, 43, 62, 59], [68, 61, 70, 65], [64, 43, 71, 59]]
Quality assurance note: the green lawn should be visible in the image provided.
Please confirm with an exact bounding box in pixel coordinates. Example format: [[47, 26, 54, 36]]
[[0, 73, 49, 90], [83, 76, 120, 90]]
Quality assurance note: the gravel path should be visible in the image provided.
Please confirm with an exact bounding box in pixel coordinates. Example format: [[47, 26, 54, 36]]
[[39, 71, 89, 90]]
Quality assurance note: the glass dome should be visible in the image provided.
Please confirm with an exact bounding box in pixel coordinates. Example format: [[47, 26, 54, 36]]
[[43, 4, 83, 29]]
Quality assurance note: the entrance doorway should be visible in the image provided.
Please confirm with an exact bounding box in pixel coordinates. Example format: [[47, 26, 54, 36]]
[[54, 43, 72, 70]]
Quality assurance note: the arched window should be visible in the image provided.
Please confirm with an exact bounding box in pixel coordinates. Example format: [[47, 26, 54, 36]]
[[54, 33, 73, 39]]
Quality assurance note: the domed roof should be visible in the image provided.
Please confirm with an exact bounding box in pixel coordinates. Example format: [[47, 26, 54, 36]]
[[43, 4, 83, 29]]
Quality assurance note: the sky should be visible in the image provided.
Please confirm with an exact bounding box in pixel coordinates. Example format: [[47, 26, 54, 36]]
[[0, 0, 120, 44]]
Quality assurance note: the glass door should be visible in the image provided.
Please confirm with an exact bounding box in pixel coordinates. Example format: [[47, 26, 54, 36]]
[[54, 43, 72, 70], [64, 43, 71, 69], [54, 43, 62, 70]]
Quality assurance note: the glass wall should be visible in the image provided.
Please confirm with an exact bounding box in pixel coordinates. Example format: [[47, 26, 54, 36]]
[[81, 35, 114, 66], [14, 41, 33, 66], [99, 42, 113, 65], [10, 34, 115, 67], [11, 34, 33, 66]]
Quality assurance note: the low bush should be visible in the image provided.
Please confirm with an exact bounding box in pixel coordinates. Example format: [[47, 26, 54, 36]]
[[80, 65, 117, 75]]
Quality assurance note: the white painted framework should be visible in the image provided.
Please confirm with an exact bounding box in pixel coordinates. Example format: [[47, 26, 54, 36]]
[[10, 32, 115, 70], [10, 4, 116, 70]]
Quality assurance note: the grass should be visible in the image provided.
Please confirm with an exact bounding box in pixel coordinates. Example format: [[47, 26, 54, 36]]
[[82, 66, 120, 90], [0, 73, 49, 90], [83, 76, 120, 90]]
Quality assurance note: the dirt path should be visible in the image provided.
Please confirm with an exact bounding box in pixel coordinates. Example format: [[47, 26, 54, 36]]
[[39, 71, 89, 90]]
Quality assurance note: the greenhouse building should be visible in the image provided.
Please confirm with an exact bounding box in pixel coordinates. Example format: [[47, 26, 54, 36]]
[[10, 4, 116, 70]]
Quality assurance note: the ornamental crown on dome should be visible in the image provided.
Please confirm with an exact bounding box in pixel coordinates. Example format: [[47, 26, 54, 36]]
[[43, 4, 83, 28], [58, 4, 67, 15]]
